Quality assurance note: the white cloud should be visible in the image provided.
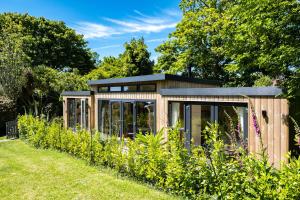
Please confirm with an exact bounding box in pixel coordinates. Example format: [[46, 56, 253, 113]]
[[104, 18, 177, 33], [74, 9, 180, 39], [75, 22, 120, 39], [92, 44, 121, 50], [146, 38, 167, 43]]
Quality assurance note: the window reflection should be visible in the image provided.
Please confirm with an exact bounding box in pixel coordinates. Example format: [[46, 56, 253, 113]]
[[123, 102, 134, 139], [111, 102, 121, 137], [136, 102, 155, 134], [67, 98, 88, 130], [98, 100, 110, 138]]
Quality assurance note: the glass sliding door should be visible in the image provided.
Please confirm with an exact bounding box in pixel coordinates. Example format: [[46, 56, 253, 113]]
[[80, 99, 88, 129], [67, 98, 89, 130], [67, 98, 76, 129], [136, 101, 155, 134], [169, 102, 184, 128], [75, 99, 81, 126], [97, 99, 156, 138], [171, 101, 249, 149], [191, 105, 212, 146], [111, 101, 121, 137], [123, 101, 135, 139], [98, 100, 110, 138]]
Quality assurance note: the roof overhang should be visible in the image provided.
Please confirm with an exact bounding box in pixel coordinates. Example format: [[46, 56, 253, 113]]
[[61, 91, 94, 96], [87, 74, 219, 86], [160, 87, 283, 97]]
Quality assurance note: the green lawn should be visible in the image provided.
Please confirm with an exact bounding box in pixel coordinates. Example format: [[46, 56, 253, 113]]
[[0, 140, 180, 200], [0, 136, 6, 140]]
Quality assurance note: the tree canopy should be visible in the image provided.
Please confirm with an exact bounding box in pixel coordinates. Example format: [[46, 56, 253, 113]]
[[0, 17, 29, 102], [156, 0, 300, 96], [0, 13, 96, 74], [86, 38, 154, 80]]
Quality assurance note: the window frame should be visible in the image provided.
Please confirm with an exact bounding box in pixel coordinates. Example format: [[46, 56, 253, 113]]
[[168, 101, 248, 149], [97, 98, 156, 139], [97, 84, 157, 93]]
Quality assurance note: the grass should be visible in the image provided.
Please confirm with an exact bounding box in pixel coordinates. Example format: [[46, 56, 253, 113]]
[[0, 140, 180, 200], [0, 136, 6, 140]]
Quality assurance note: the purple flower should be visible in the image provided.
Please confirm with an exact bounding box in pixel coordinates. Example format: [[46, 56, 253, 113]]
[[251, 108, 261, 136]]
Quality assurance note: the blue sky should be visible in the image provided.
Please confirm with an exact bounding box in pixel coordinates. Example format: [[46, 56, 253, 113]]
[[0, 0, 182, 61]]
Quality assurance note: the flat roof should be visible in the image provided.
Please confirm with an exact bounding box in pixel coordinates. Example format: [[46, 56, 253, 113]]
[[87, 74, 219, 85], [61, 91, 94, 96], [160, 86, 283, 97]]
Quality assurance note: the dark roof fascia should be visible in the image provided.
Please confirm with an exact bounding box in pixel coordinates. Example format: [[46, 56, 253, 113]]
[[61, 91, 94, 96], [160, 87, 283, 97], [87, 74, 219, 86]]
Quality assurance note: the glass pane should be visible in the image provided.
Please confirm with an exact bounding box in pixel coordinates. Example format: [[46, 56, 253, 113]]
[[123, 102, 134, 139], [191, 105, 211, 146], [75, 99, 81, 126], [136, 101, 155, 134], [85, 99, 88, 129], [98, 86, 109, 92], [98, 100, 110, 137], [139, 84, 156, 92], [67, 99, 76, 129], [123, 85, 137, 92], [111, 102, 121, 137], [81, 99, 85, 129], [110, 86, 122, 92], [170, 102, 184, 128], [218, 105, 248, 145]]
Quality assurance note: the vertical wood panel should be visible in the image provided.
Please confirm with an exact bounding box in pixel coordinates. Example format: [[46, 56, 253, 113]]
[[248, 99, 255, 153], [267, 97, 274, 165], [273, 99, 281, 168], [281, 99, 289, 164]]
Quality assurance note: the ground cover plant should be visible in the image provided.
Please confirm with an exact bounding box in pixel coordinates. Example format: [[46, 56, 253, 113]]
[[18, 114, 300, 199]]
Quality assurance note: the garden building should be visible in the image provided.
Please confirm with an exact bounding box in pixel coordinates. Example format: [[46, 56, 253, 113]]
[[62, 74, 289, 168]]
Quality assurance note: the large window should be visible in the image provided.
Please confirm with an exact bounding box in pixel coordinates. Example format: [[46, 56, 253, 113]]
[[136, 101, 155, 134], [67, 98, 88, 130], [218, 105, 248, 145], [98, 100, 110, 138], [191, 104, 212, 146], [97, 100, 156, 139], [168, 102, 248, 148], [169, 102, 184, 128], [111, 101, 121, 137]]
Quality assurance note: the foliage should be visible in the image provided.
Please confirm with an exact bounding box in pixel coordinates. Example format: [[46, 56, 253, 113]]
[[18, 114, 300, 199], [0, 16, 29, 101], [156, 0, 300, 97], [155, 0, 231, 82], [85, 38, 154, 80], [121, 38, 154, 76], [0, 13, 96, 74], [254, 75, 273, 87], [19, 65, 88, 117]]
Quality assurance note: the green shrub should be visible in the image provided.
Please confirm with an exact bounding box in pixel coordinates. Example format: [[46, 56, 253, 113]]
[[17, 114, 300, 199]]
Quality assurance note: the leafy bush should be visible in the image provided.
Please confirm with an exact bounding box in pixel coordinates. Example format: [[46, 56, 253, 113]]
[[18, 114, 300, 199]]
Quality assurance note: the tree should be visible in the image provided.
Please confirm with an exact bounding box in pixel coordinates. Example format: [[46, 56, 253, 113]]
[[86, 38, 154, 80], [121, 38, 154, 76], [156, 0, 300, 93], [0, 18, 29, 102], [20, 65, 89, 117], [0, 13, 96, 74], [155, 0, 231, 82], [220, 0, 300, 88]]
